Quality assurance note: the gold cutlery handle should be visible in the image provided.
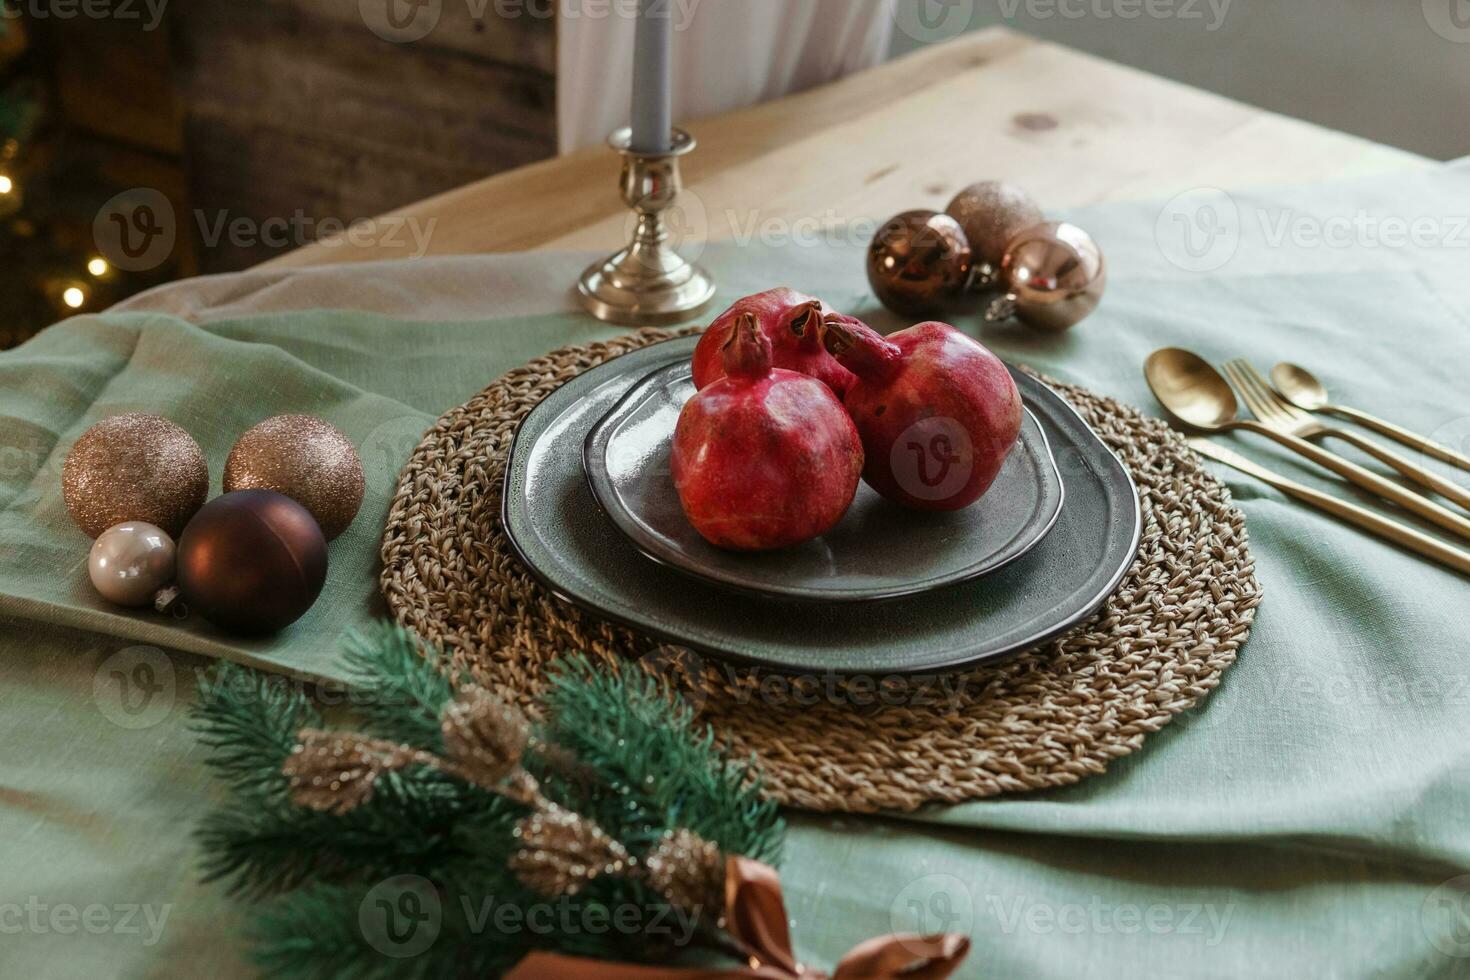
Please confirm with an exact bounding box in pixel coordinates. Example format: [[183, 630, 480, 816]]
[[1232, 420, 1470, 541], [1190, 439, 1470, 575], [1324, 427, 1470, 511], [1329, 405, 1470, 472]]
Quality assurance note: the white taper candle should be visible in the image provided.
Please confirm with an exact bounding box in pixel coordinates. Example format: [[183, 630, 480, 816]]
[[630, 0, 673, 153]]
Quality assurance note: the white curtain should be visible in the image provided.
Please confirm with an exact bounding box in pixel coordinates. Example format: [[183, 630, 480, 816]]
[[557, 0, 895, 154]]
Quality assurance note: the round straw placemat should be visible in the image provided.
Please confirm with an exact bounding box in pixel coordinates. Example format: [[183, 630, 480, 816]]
[[381, 329, 1261, 813]]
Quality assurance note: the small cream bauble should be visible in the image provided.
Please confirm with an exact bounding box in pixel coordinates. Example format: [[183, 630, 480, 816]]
[[88, 521, 176, 607]]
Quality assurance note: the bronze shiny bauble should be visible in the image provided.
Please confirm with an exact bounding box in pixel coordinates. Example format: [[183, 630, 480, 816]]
[[223, 415, 364, 541], [991, 222, 1106, 332], [176, 490, 328, 635], [945, 181, 1044, 286], [866, 210, 972, 317], [63, 413, 208, 538]]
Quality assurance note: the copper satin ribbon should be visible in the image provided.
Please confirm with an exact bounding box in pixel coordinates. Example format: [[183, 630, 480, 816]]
[[504, 856, 971, 980]]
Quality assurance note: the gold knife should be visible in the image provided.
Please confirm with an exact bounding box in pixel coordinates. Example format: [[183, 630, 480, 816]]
[[1187, 437, 1470, 576]]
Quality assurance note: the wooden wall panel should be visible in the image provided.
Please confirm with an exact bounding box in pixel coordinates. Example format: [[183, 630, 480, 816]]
[[29, 2, 558, 273], [170, 0, 557, 269], [51, 16, 181, 156]]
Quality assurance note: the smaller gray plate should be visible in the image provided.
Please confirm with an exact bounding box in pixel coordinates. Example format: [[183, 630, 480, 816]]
[[583, 363, 1065, 601]]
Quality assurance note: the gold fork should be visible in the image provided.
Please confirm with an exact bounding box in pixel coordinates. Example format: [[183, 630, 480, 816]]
[[1223, 360, 1470, 512]]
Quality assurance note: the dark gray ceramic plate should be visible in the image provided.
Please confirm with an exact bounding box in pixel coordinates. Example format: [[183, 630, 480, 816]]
[[503, 336, 1142, 675], [583, 362, 1064, 601]]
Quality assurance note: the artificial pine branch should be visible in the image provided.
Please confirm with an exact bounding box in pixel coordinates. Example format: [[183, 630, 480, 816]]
[[192, 661, 321, 802], [192, 655, 498, 897], [539, 658, 783, 865], [251, 880, 536, 980], [194, 626, 786, 978], [338, 622, 457, 749], [195, 780, 494, 899]]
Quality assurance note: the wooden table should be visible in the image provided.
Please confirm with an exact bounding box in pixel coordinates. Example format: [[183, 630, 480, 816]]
[[267, 27, 1426, 270]]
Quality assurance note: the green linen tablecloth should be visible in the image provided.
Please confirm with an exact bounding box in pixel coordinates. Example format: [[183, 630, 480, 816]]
[[2, 167, 1469, 979]]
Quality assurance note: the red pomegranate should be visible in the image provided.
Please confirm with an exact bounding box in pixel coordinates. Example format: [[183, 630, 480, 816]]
[[673, 312, 864, 550], [691, 288, 856, 397], [820, 317, 1022, 511]]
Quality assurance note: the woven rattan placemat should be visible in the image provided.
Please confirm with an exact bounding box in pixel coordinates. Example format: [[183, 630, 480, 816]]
[[381, 329, 1261, 813]]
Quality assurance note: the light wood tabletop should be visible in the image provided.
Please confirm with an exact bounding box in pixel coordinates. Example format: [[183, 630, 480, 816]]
[[267, 27, 1427, 270]]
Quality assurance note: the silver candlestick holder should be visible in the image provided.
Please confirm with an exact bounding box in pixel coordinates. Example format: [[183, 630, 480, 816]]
[[577, 127, 716, 325]]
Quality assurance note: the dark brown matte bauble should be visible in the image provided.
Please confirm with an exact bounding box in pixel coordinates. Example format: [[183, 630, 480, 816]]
[[176, 490, 328, 635], [62, 413, 208, 538], [866, 210, 972, 317], [945, 181, 1044, 281]]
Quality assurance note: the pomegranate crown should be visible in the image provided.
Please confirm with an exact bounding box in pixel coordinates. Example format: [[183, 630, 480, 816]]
[[721, 311, 772, 379], [820, 313, 903, 380], [785, 300, 824, 348]]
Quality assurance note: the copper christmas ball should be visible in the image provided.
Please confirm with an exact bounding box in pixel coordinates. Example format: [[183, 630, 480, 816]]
[[995, 221, 1106, 331], [62, 413, 208, 538], [176, 490, 328, 635], [945, 180, 1044, 284], [223, 415, 364, 541], [866, 210, 972, 317]]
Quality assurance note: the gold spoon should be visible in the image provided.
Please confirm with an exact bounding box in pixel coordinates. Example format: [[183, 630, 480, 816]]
[[1144, 348, 1470, 542], [1272, 362, 1470, 472]]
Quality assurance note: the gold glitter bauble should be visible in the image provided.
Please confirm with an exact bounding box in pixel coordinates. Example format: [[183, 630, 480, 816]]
[[223, 415, 364, 540], [940, 179, 1046, 271], [945, 180, 1044, 284], [62, 413, 208, 539]]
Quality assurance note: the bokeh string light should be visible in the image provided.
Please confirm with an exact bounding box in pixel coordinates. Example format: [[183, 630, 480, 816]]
[[0, 38, 182, 346]]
